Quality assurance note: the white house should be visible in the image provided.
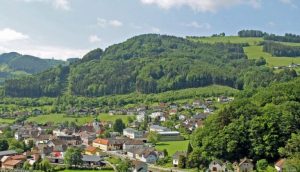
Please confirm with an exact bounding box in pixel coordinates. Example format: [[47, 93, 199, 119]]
[[150, 112, 164, 119], [136, 150, 157, 164], [123, 128, 144, 139], [209, 160, 226, 172], [172, 151, 187, 167], [136, 113, 145, 122]]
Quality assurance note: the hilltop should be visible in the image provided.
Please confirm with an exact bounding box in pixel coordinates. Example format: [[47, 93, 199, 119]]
[[0, 52, 67, 83]]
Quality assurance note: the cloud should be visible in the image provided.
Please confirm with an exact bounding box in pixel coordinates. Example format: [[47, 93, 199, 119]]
[[279, 0, 297, 8], [17, 0, 71, 10], [0, 28, 29, 42], [0, 28, 87, 60], [97, 18, 123, 28], [184, 21, 211, 29], [53, 0, 70, 10], [0, 43, 88, 60], [140, 0, 262, 12], [89, 35, 102, 43]]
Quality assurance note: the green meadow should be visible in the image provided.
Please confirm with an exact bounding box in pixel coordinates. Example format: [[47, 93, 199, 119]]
[[188, 36, 300, 67]]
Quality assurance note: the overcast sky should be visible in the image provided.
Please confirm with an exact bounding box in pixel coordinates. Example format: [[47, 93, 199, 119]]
[[0, 0, 299, 60]]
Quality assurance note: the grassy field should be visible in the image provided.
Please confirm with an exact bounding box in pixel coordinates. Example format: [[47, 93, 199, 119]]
[[0, 118, 15, 124], [278, 41, 300, 46], [155, 140, 190, 156], [26, 114, 94, 125], [244, 46, 300, 66], [26, 113, 134, 125], [188, 36, 300, 67], [98, 113, 134, 124], [188, 36, 263, 45]]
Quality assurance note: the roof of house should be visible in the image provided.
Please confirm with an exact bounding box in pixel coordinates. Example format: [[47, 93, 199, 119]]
[[132, 160, 147, 167], [124, 139, 144, 145], [85, 146, 97, 152], [275, 159, 286, 168], [210, 160, 224, 166], [172, 151, 187, 159], [82, 155, 102, 162], [123, 128, 138, 133], [239, 157, 253, 166], [0, 150, 17, 157], [93, 138, 127, 145], [3, 159, 22, 166], [11, 155, 26, 160]]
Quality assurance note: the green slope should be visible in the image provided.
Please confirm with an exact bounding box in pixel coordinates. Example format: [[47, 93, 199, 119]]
[[188, 36, 300, 67], [0, 52, 67, 84]]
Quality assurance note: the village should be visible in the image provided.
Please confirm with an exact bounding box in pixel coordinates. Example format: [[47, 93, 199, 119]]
[[0, 96, 286, 172]]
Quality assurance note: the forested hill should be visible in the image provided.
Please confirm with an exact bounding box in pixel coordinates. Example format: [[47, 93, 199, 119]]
[[0, 52, 67, 83], [191, 76, 300, 165], [4, 34, 297, 97]]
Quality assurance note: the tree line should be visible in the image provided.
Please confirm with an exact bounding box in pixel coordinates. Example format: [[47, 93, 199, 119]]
[[263, 41, 300, 57]]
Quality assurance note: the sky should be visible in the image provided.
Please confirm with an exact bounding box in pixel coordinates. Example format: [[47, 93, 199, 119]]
[[0, 0, 299, 60]]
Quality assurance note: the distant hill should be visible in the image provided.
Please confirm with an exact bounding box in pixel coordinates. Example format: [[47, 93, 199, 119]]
[[4, 34, 297, 98], [0, 52, 67, 83]]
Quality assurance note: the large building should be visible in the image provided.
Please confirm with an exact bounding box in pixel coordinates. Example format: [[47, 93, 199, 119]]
[[123, 128, 144, 139]]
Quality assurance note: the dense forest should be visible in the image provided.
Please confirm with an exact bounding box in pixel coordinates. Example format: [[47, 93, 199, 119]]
[[1, 34, 245, 97], [4, 34, 297, 98], [238, 30, 300, 43], [264, 33, 300, 43], [0, 52, 66, 74], [190, 77, 300, 168], [5, 66, 69, 97], [263, 41, 300, 57], [0, 52, 67, 84]]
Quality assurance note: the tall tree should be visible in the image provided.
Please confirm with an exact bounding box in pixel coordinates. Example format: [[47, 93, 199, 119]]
[[113, 118, 126, 133]]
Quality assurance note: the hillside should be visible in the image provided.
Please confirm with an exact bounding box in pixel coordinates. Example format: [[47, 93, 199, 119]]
[[188, 34, 300, 67], [191, 76, 300, 164], [4, 34, 298, 98], [0, 52, 67, 83]]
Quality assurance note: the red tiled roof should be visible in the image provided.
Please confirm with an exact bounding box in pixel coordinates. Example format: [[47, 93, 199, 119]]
[[85, 146, 97, 152], [3, 159, 22, 166], [275, 159, 286, 168], [93, 138, 109, 145], [11, 155, 26, 160]]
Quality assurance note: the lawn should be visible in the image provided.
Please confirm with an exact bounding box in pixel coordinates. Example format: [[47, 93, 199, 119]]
[[26, 113, 134, 126], [0, 118, 15, 124], [26, 114, 94, 125], [97, 113, 134, 124], [244, 45, 300, 67], [155, 140, 190, 156]]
